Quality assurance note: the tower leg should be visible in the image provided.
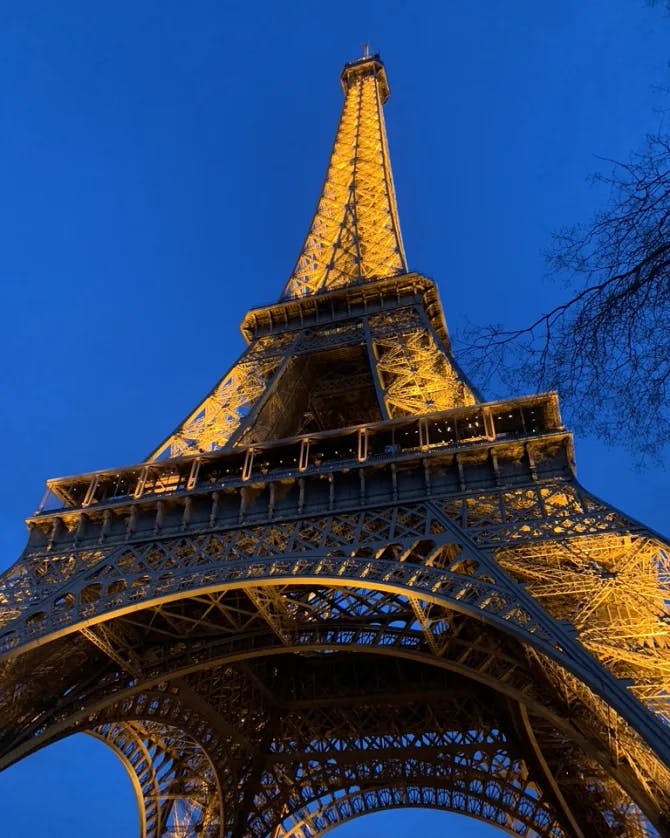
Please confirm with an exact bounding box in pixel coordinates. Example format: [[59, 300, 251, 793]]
[[92, 720, 224, 838]]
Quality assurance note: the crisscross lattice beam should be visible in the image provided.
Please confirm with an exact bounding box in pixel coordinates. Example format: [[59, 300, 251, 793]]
[[92, 720, 223, 838], [281, 55, 406, 299]]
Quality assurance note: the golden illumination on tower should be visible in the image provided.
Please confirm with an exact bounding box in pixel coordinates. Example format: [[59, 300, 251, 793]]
[[4, 54, 670, 836], [281, 54, 407, 299]]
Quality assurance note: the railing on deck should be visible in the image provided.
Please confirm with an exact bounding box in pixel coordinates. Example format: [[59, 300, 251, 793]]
[[38, 394, 561, 514]]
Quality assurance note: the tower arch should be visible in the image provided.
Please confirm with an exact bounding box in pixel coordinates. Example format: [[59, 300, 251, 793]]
[[1, 51, 669, 837]]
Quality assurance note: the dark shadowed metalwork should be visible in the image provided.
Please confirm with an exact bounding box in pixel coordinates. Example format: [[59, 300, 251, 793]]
[[1, 53, 669, 837]]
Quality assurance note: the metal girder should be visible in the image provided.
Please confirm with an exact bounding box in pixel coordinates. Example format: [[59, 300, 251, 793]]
[[92, 720, 223, 838], [149, 338, 293, 461], [370, 320, 476, 414], [1, 51, 670, 838], [517, 702, 585, 838], [80, 623, 143, 679], [281, 56, 406, 300], [243, 586, 295, 645]]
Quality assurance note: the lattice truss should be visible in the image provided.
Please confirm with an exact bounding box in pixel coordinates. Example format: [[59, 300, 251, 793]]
[[3, 51, 670, 838], [147, 51, 473, 461], [369, 311, 476, 414], [150, 335, 295, 461], [500, 535, 670, 716], [446, 486, 670, 718], [281, 58, 406, 300], [1, 482, 670, 835], [93, 721, 222, 838], [148, 306, 474, 460]]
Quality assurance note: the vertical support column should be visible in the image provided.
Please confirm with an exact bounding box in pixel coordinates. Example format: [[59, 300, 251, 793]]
[[363, 317, 390, 421]]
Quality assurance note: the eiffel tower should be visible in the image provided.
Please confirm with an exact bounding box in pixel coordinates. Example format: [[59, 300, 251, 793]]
[[2, 51, 670, 838]]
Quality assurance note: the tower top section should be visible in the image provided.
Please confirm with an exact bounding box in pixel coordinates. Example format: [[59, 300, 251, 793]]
[[281, 53, 407, 299], [340, 52, 390, 103]]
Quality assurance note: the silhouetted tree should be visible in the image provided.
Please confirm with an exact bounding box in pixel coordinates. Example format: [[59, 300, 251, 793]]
[[462, 133, 670, 461]]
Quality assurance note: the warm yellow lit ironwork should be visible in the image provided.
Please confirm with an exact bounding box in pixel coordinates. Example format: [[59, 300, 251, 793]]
[[1, 52, 670, 838], [499, 531, 670, 717], [371, 316, 476, 415], [147, 53, 469, 460], [149, 335, 295, 461], [281, 55, 406, 299]]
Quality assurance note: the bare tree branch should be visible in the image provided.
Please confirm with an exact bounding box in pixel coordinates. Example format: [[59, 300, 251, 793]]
[[459, 134, 670, 463]]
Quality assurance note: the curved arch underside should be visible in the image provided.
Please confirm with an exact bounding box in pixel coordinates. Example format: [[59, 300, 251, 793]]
[[2, 43, 670, 838], [3, 494, 668, 766], [1, 502, 668, 836], [74, 655, 576, 837], [85, 649, 653, 837], [91, 720, 222, 838], [277, 788, 558, 838], [1, 583, 659, 836]]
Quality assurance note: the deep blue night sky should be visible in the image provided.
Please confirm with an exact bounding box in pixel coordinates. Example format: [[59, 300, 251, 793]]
[[1, 2, 669, 835]]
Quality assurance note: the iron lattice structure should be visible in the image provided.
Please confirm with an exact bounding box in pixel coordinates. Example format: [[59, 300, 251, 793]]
[[1, 53, 670, 837]]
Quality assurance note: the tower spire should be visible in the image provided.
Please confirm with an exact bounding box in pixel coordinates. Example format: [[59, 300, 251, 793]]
[[281, 53, 407, 299]]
